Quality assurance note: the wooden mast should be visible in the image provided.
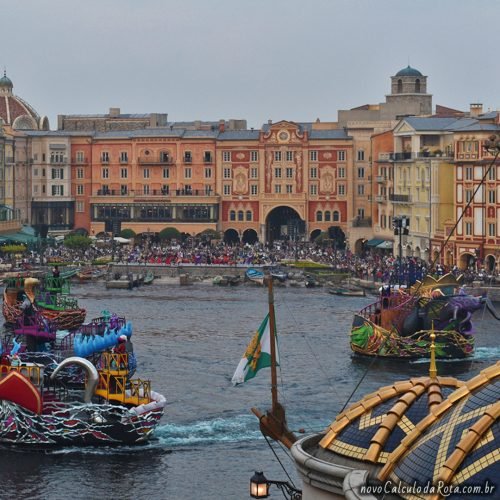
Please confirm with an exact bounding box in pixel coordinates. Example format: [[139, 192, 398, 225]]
[[268, 275, 279, 413], [251, 276, 296, 449]]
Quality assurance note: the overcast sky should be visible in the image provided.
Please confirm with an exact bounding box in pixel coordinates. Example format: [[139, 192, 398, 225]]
[[4, 0, 499, 129]]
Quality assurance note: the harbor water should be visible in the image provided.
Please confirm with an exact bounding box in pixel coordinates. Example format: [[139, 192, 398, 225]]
[[0, 283, 498, 499]]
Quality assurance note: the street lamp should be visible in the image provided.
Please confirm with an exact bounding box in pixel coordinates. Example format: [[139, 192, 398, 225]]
[[393, 215, 410, 286], [250, 471, 302, 500]]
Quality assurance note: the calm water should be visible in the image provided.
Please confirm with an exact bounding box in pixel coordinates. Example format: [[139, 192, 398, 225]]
[[0, 283, 498, 499]]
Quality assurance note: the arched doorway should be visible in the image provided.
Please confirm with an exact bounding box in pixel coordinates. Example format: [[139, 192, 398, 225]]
[[445, 250, 453, 267], [242, 229, 258, 245], [485, 254, 496, 273], [266, 206, 302, 243], [406, 245, 412, 258], [459, 252, 474, 270], [310, 229, 321, 242], [414, 247, 421, 259], [224, 229, 240, 245], [354, 238, 365, 256], [327, 226, 346, 251]]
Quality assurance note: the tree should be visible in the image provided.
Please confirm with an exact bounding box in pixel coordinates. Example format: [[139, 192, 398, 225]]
[[198, 229, 221, 240], [120, 228, 136, 239], [159, 227, 181, 242], [314, 231, 332, 246], [63, 234, 92, 251]]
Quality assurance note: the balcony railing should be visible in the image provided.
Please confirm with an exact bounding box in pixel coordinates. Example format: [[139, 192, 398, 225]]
[[390, 151, 454, 161], [375, 195, 386, 202], [95, 188, 216, 197], [352, 217, 372, 227], [376, 175, 387, 183], [138, 158, 174, 165], [203, 157, 213, 163], [389, 194, 412, 203], [183, 157, 193, 164]]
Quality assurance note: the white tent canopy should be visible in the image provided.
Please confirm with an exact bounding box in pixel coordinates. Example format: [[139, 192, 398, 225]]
[[113, 237, 132, 244]]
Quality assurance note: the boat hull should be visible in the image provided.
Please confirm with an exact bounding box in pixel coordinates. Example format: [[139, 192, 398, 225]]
[[350, 314, 474, 359], [0, 393, 166, 446]]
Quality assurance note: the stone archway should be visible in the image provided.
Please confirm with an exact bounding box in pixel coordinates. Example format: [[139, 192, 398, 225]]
[[242, 228, 258, 245], [459, 252, 474, 270], [224, 229, 240, 245], [310, 229, 321, 242], [354, 238, 366, 256], [265, 206, 302, 243], [327, 226, 346, 251], [485, 254, 496, 273]]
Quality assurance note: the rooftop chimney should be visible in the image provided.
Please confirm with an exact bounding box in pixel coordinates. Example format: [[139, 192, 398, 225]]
[[109, 107, 120, 117], [469, 103, 483, 117], [218, 119, 225, 133]]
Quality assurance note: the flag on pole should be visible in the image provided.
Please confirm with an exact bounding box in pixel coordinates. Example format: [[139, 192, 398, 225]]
[[232, 313, 279, 385]]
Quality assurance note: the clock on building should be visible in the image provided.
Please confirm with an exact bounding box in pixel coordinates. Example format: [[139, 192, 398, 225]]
[[278, 130, 290, 142]]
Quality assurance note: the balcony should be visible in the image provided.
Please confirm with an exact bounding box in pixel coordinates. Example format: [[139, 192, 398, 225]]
[[138, 157, 174, 165], [376, 175, 387, 183], [119, 158, 129, 164], [352, 217, 372, 228], [72, 157, 89, 165], [183, 157, 193, 164], [389, 194, 412, 203], [203, 156, 213, 164], [101, 158, 110, 165], [375, 195, 386, 202], [95, 188, 218, 198]]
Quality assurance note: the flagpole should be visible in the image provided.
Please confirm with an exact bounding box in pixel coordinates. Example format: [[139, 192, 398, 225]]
[[267, 276, 278, 413]]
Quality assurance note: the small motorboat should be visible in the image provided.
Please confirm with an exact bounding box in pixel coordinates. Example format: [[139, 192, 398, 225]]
[[245, 268, 265, 285], [329, 286, 366, 297]]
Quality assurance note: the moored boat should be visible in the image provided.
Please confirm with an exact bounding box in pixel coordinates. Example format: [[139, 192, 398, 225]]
[[245, 268, 265, 285], [329, 285, 366, 297]]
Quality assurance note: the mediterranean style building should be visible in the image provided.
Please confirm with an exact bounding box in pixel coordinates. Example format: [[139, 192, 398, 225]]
[[1, 66, 499, 271]]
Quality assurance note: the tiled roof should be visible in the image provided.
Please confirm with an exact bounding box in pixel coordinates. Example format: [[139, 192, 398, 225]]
[[379, 362, 500, 491], [319, 376, 463, 464], [217, 130, 260, 140]]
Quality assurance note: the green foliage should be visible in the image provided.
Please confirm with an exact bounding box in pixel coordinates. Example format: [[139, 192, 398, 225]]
[[159, 227, 181, 241], [92, 256, 112, 265], [0, 244, 26, 253], [63, 234, 92, 250], [120, 228, 136, 239], [282, 260, 331, 269], [314, 231, 331, 246], [198, 228, 222, 240]]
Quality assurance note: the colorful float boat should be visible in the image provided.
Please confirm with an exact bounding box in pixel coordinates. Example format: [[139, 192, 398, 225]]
[[3, 276, 86, 331], [350, 273, 500, 359], [0, 311, 166, 446]]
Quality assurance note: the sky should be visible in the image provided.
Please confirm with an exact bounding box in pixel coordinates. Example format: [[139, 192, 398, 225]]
[[3, 0, 500, 130]]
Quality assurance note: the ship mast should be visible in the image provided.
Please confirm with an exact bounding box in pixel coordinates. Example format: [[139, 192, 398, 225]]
[[251, 276, 296, 449]]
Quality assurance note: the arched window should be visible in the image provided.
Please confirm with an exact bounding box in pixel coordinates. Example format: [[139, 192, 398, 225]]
[[397, 79, 403, 93], [238, 210, 244, 221], [230, 210, 236, 221], [246, 210, 252, 221], [325, 211, 331, 222], [415, 78, 420, 93], [316, 211, 323, 222], [333, 211, 340, 222]]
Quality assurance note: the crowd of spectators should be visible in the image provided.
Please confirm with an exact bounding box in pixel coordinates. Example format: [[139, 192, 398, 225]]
[[2, 237, 498, 286]]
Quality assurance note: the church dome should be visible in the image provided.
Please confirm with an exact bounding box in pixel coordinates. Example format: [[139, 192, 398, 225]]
[[396, 65, 423, 77], [319, 375, 464, 465], [0, 70, 47, 130], [0, 72, 13, 89], [379, 362, 500, 497]]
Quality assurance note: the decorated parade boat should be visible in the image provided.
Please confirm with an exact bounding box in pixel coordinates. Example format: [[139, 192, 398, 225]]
[[350, 273, 500, 359], [3, 276, 86, 331], [0, 310, 166, 446]]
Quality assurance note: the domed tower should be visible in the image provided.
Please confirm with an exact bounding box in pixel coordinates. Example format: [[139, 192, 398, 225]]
[[0, 70, 49, 130], [385, 65, 432, 116], [379, 362, 500, 497]]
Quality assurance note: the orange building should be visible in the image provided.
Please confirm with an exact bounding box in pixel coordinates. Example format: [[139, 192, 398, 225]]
[[74, 120, 353, 245]]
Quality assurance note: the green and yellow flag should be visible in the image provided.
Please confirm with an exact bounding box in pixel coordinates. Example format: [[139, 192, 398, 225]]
[[232, 313, 279, 385]]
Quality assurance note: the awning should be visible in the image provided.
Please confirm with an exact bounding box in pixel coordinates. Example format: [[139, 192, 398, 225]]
[[376, 240, 394, 249], [2, 232, 37, 244], [365, 238, 384, 247]]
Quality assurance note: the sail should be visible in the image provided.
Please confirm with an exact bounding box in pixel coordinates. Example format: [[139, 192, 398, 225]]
[[232, 313, 279, 385]]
